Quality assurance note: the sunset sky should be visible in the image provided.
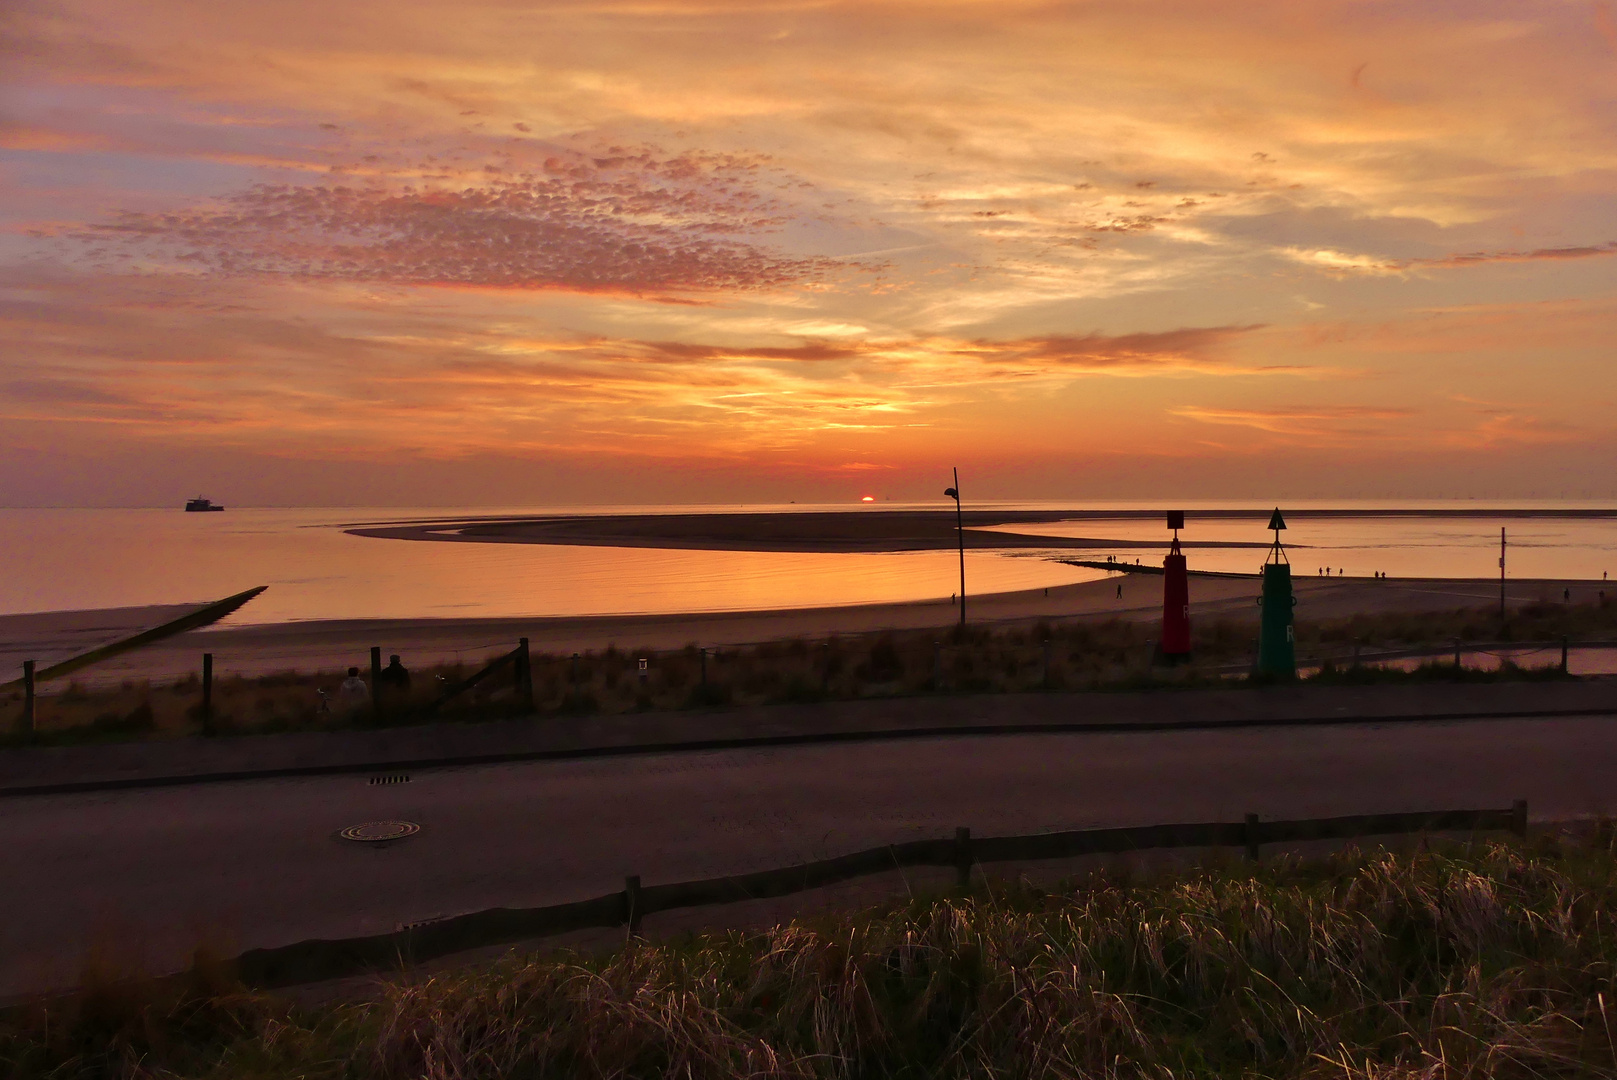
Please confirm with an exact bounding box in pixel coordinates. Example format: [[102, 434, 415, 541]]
[[3, 0, 1616, 506]]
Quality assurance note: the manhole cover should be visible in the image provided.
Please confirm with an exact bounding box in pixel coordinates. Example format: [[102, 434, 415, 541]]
[[340, 820, 421, 842]]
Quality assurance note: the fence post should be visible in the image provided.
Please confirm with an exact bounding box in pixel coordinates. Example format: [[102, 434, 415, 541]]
[[1561, 637, 1569, 674], [370, 647, 382, 719], [1512, 799, 1528, 839], [201, 653, 214, 734], [954, 827, 973, 889], [1453, 640, 1462, 669], [1244, 813, 1262, 861], [517, 638, 534, 710], [624, 875, 643, 937], [21, 660, 35, 733]]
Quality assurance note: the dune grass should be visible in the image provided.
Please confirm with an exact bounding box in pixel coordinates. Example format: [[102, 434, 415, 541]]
[[8, 833, 1617, 1078]]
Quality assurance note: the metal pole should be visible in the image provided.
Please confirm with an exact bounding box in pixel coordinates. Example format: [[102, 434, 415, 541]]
[[22, 660, 35, 733], [954, 467, 965, 628]]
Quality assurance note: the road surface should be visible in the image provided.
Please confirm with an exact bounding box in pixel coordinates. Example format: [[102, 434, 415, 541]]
[[5, 716, 1615, 997]]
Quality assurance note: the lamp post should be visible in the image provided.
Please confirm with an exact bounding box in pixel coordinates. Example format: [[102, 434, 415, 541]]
[[944, 468, 965, 628]]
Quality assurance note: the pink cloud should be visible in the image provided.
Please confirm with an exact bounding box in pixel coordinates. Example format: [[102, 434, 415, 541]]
[[72, 149, 841, 296]]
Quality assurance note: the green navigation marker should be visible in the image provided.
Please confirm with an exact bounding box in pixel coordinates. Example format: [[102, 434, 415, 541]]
[[1256, 507, 1295, 678]]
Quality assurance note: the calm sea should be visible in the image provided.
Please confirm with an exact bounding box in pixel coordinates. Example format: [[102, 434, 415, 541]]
[[0, 503, 1612, 625]]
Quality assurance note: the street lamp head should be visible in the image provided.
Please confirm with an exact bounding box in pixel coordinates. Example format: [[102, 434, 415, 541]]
[[944, 487, 959, 500]]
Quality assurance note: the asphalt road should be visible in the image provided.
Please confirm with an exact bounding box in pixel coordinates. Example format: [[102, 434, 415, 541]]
[[7, 716, 1617, 998]]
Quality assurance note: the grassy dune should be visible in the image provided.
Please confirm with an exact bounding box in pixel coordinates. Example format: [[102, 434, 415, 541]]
[[8, 834, 1617, 1078], [6, 599, 1608, 742]]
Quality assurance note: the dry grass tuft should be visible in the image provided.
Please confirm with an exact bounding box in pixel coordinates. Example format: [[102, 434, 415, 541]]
[[10, 835, 1617, 1078]]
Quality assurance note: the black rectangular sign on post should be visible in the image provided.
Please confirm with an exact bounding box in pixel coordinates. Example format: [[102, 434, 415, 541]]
[[1166, 510, 1185, 531]]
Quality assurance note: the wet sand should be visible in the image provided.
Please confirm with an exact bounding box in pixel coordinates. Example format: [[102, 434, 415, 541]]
[[9, 572, 1605, 687]]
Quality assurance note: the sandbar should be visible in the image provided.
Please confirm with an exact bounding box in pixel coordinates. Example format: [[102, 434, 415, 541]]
[[347, 510, 1269, 553]]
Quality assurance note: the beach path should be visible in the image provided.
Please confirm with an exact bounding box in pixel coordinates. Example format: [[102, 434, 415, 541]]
[[3, 713, 1613, 1000]]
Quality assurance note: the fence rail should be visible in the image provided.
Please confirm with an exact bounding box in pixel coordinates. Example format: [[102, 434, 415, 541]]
[[235, 801, 1527, 988]]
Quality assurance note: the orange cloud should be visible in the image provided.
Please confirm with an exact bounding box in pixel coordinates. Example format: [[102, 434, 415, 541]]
[[1171, 404, 1415, 438]]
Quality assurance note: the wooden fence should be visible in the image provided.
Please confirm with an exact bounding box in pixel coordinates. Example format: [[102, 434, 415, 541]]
[[235, 801, 1527, 988]]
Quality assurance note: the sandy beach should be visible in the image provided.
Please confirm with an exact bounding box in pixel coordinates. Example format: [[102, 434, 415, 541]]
[[8, 570, 1605, 687]]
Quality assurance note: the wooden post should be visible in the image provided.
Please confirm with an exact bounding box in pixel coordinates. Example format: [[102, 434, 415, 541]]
[[201, 652, 214, 734], [624, 875, 643, 937], [1512, 799, 1528, 839], [370, 646, 382, 719], [1561, 637, 1569, 674], [1453, 640, 1462, 669], [954, 827, 973, 889], [1500, 527, 1507, 624], [517, 638, 534, 710], [1244, 813, 1261, 861], [21, 660, 35, 733]]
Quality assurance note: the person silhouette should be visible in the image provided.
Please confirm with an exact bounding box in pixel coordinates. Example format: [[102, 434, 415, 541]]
[[378, 654, 411, 692]]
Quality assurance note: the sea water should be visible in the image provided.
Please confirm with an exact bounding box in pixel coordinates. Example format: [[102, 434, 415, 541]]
[[0, 502, 1612, 624]]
